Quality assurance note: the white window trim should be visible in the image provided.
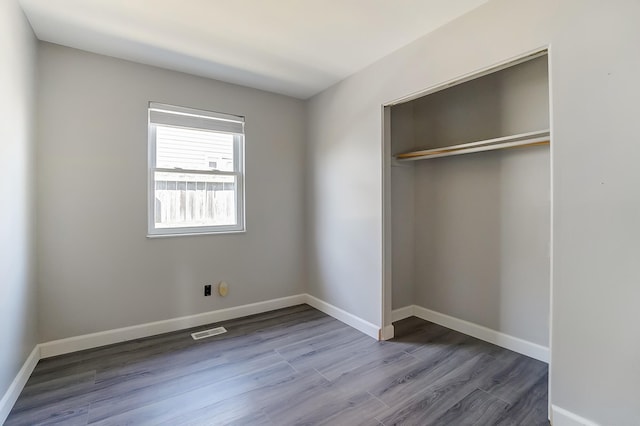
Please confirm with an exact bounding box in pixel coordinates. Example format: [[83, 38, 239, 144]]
[[147, 103, 246, 237]]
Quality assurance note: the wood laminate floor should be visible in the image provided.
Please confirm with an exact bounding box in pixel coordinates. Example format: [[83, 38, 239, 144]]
[[6, 305, 549, 425]]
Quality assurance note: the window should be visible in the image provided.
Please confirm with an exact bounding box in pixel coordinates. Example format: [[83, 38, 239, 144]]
[[148, 102, 245, 236]]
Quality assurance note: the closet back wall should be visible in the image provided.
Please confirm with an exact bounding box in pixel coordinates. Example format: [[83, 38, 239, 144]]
[[413, 148, 550, 346], [36, 43, 306, 342]]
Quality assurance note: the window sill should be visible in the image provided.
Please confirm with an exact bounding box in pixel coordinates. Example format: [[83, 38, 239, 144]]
[[147, 229, 246, 238]]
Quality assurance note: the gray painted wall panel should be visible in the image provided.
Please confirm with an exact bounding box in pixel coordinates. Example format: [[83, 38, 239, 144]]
[[412, 147, 550, 346], [36, 44, 307, 341], [390, 102, 416, 310], [0, 0, 39, 401]]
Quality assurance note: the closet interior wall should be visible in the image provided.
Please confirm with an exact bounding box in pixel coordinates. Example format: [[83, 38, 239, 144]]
[[391, 55, 550, 347]]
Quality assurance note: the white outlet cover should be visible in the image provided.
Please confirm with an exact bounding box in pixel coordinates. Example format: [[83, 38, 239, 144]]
[[218, 281, 229, 297]]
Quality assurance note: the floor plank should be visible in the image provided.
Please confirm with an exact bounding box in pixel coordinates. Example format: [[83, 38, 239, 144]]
[[494, 373, 549, 426], [6, 305, 549, 425], [430, 388, 510, 425], [479, 352, 548, 404]]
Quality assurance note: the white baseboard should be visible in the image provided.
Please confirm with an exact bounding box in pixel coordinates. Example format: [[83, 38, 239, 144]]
[[551, 405, 600, 426], [0, 345, 40, 424], [391, 305, 414, 322], [40, 293, 385, 358], [40, 294, 307, 358], [304, 294, 380, 340], [392, 305, 549, 363], [380, 324, 395, 340]]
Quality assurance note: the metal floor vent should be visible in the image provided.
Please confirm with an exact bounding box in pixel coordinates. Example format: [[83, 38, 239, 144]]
[[191, 326, 227, 340]]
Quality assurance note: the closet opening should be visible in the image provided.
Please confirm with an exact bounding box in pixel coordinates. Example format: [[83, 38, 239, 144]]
[[381, 48, 552, 412]]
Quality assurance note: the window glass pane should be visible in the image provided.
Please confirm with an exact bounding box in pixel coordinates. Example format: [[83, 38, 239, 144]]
[[156, 126, 235, 172], [154, 171, 237, 228]]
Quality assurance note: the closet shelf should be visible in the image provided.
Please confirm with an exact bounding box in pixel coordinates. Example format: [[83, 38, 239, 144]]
[[395, 129, 550, 161]]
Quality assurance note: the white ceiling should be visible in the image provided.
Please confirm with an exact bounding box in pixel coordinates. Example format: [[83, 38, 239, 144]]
[[19, 0, 488, 99]]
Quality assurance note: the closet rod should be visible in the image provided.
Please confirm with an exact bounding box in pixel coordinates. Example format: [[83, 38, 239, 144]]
[[395, 130, 550, 161]]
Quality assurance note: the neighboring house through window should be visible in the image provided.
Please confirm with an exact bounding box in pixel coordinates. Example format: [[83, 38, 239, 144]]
[[148, 102, 245, 236]]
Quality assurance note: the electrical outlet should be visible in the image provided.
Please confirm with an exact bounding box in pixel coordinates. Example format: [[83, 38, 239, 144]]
[[218, 281, 229, 297], [204, 284, 212, 296]]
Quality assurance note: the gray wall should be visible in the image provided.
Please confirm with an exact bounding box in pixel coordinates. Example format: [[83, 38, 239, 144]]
[[306, 0, 640, 423], [37, 43, 307, 341], [0, 0, 39, 402], [390, 102, 416, 310], [413, 148, 550, 346], [412, 56, 549, 147]]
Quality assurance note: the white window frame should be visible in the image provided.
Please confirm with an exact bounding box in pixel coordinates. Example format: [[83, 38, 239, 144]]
[[147, 102, 246, 237]]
